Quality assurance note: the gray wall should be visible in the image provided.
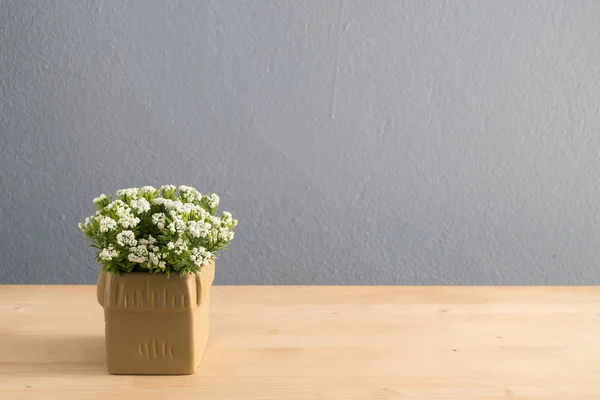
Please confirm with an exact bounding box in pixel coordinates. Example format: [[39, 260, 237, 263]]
[[2, 0, 600, 285]]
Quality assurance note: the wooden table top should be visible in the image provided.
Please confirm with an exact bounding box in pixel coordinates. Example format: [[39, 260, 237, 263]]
[[1, 286, 600, 399]]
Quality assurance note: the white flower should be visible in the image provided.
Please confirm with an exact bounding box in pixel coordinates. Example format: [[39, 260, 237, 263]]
[[115, 206, 128, 218], [227, 231, 234, 241], [116, 188, 139, 197], [130, 198, 150, 213], [153, 198, 183, 212], [99, 246, 119, 261], [78, 216, 92, 230], [116, 205, 140, 228], [117, 230, 137, 247], [187, 221, 201, 237], [177, 202, 202, 214], [179, 185, 202, 203], [218, 227, 229, 238], [220, 212, 237, 228], [188, 221, 211, 238], [190, 247, 212, 267], [148, 235, 156, 245], [107, 199, 125, 208], [120, 216, 140, 228], [173, 238, 188, 255], [160, 185, 176, 195], [196, 207, 209, 219], [207, 193, 219, 209], [171, 200, 184, 211], [127, 244, 149, 264], [93, 194, 107, 205], [148, 252, 160, 266], [167, 214, 186, 234], [140, 186, 157, 193], [167, 238, 188, 255], [151, 213, 166, 230], [98, 216, 117, 233]]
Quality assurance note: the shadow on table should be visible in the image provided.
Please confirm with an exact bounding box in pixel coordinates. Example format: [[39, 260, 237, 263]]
[[4, 334, 107, 375]]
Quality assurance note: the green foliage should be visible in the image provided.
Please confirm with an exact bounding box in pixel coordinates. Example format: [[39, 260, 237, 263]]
[[79, 185, 237, 276]]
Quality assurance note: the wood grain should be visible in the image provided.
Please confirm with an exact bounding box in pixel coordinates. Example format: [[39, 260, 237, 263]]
[[1, 286, 600, 399]]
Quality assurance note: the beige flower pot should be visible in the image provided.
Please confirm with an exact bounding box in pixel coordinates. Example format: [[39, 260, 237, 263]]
[[97, 261, 215, 375]]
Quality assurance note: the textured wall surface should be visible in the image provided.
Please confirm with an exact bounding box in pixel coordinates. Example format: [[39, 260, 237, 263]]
[[2, 0, 600, 284]]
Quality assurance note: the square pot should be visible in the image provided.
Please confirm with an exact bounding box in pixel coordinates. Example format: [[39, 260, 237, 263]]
[[97, 261, 215, 375]]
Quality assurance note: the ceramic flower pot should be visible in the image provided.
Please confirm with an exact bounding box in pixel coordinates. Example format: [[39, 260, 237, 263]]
[[97, 260, 215, 375]]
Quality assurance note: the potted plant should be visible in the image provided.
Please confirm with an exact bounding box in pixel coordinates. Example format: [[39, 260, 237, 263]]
[[79, 185, 237, 375]]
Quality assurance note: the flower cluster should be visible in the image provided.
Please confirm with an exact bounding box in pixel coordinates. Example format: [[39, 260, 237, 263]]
[[79, 185, 237, 276]]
